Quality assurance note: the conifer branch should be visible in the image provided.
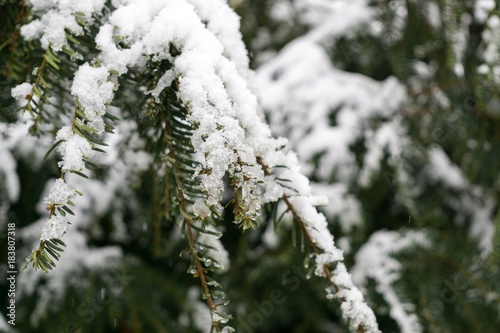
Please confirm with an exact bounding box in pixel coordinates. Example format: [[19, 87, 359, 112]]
[[21, 46, 52, 133], [165, 115, 223, 332], [258, 158, 376, 333], [23, 106, 82, 272], [281, 195, 370, 333]]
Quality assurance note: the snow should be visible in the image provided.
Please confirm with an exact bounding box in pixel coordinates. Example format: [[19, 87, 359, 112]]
[[71, 64, 115, 134], [262, 176, 284, 203], [30, 0, 56, 11], [186, 287, 212, 331], [484, 16, 500, 64], [197, 225, 230, 272], [19, 226, 122, 323], [307, 1, 373, 43], [331, 263, 380, 333], [289, 196, 343, 267], [256, 9, 406, 245], [193, 200, 211, 219], [94, 1, 380, 327], [21, 0, 106, 50], [258, 38, 406, 185], [55, 126, 92, 172], [426, 147, 466, 189], [281, 184, 378, 331], [267, 0, 373, 44], [253, 134, 380, 330], [310, 183, 362, 233], [359, 119, 407, 187], [0, 130, 20, 202], [474, 0, 495, 23], [56, 0, 106, 19], [0, 112, 56, 207], [275, 152, 311, 196], [43, 178, 76, 206], [147, 69, 175, 102], [123, 150, 152, 174], [95, 0, 271, 225], [469, 196, 496, 258], [352, 230, 430, 333], [95, 24, 145, 75], [452, 12, 472, 77], [23, 9, 82, 51], [38, 172, 77, 242], [253, 1, 415, 329], [186, 0, 250, 76], [40, 214, 68, 240], [18, 113, 149, 323], [482, 15, 500, 83], [384, 0, 407, 44], [11, 82, 33, 104], [426, 2, 441, 29], [425, 147, 496, 257]]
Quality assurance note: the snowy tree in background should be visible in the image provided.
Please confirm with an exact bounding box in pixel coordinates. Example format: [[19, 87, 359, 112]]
[[234, 0, 500, 332], [0, 0, 499, 333]]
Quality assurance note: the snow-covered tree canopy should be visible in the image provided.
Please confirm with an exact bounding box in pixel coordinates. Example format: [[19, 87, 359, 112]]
[[1, 0, 499, 332]]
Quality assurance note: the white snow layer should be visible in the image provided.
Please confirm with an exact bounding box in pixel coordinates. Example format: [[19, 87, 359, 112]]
[[352, 230, 431, 333], [474, 0, 496, 23], [71, 64, 115, 134], [39, 178, 78, 240], [256, 5, 406, 233], [21, 0, 106, 50], [11, 82, 33, 104], [0, 124, 21, 202], [55, 126, 93, 172], [43, 178, 76, 206], [186, 287, 212, 332]]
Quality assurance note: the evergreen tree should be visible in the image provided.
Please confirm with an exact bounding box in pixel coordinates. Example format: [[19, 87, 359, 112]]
[[0, 1, 499, 333], [234, 0, 500, 332]]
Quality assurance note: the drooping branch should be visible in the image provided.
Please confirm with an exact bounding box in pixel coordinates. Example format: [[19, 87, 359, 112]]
[[258, 158, 379, 333], [281, 195, 335, 283], [281, 195, 371, 332]]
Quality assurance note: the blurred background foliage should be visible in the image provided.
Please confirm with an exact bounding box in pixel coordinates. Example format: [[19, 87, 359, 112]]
[[1, 0, 500, 332]]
